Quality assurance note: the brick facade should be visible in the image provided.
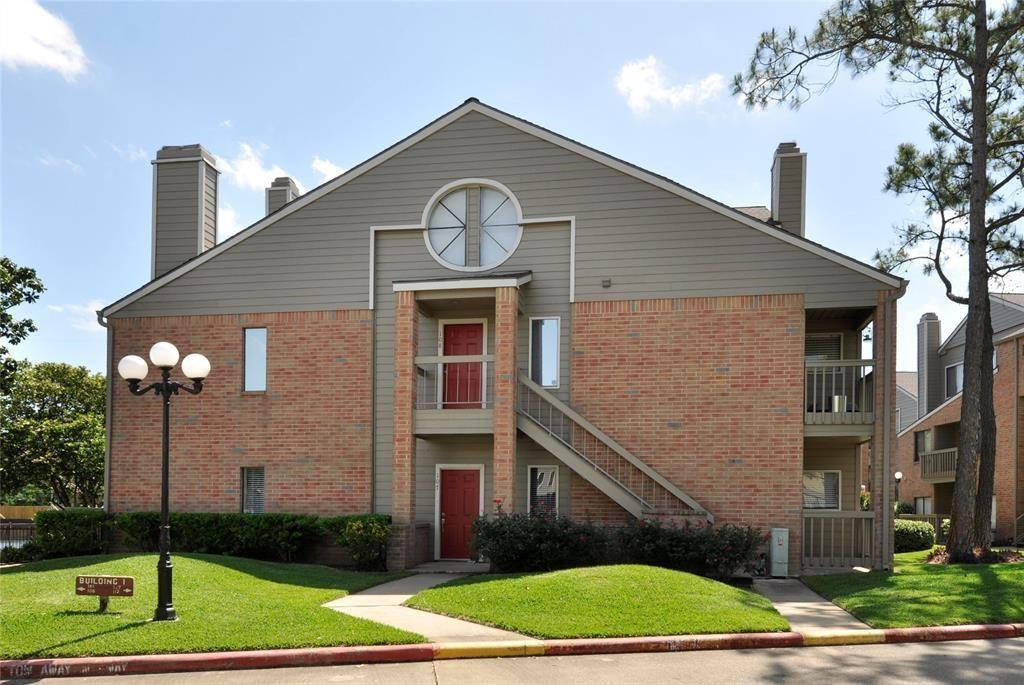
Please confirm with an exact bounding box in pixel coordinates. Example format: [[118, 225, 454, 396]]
[[492, 286, 518, 511], [897, 337, 1021, 542], [570, 294, 807, 569], [108, 310, 373, 515], [389, 291, 419, 569]]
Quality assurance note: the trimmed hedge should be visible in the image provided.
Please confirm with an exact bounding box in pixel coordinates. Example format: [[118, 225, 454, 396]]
[[471, 513, 764, 578], [894, 518, 936, 552], [2, 509, 390, 566]]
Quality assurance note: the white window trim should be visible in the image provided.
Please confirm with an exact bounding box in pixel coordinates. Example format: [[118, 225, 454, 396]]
[[528, 316, 561, 389], [804, 332, 844, 360], [437, 318, 489, 409], [526, 465, 559, 514], [421, 179, 525, 273], [433, 463, 485, 561], [802, 469, 842, 511], [944, 361, 964, 399], [243, 327, 268, 393]]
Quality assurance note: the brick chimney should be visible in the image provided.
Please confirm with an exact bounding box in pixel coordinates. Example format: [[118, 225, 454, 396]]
[[151, 144, 218, 278], [917, 312, 943, 416], [266, 176, 301, 215], [770, 142, 807, 237]]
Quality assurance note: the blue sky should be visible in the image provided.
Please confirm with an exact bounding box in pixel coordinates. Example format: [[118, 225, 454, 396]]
[[2, 1, 990, 374]]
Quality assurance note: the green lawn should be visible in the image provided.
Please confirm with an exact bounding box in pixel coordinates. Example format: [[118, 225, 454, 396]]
[[803, 549, 1024, 629], [406, 564, 790, 638], [0, 553, 424, 659]]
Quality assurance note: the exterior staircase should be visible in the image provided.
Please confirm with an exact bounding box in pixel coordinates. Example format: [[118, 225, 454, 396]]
[[516, 373, 712, 522]]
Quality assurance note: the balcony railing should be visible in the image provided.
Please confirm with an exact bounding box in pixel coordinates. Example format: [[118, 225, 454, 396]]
[[805, 360, 875, 425], [802, 510, 874, 569], [415, 355, 494, 410], [920, 447, 958, 482]]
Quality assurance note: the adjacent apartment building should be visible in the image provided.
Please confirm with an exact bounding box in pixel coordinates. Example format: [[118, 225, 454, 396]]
[[99, 99, 904, 573], [897, 297, 1024, 544]]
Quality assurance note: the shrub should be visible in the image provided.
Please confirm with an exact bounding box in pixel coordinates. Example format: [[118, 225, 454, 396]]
[[617, 520, 765, 578], [470, 513, 610, 572], [895, 501, 916, 515], [321, 514, 392, 570], [941, 517, 950, 537], [894, 518, 936, 552], [113, 512, 160, 550], [859, 490, 871, 511], [30, 508, 108, 559]]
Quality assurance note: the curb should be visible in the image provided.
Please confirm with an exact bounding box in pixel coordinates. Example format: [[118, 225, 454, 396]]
[[3, 625, 1022, 679]]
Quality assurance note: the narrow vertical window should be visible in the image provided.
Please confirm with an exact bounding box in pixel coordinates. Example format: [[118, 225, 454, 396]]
[[529, 318, 559, 388], [241, 467, 265, 513], [945, 363, 963, 398], [528, 465, 558, 514], [244, 328, 267, 391]]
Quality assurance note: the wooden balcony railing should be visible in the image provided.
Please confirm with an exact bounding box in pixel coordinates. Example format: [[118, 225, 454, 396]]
[[802, 510, 874, 569], [805, 360, 875, 426], [920, 447, 958, 482]]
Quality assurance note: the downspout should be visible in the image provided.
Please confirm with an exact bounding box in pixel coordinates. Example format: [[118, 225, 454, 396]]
[[96, 311, 112, 513]]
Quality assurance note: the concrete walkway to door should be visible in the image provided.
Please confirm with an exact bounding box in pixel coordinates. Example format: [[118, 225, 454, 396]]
[[325, 573, 540, 644], [753, 579, 870, 633]]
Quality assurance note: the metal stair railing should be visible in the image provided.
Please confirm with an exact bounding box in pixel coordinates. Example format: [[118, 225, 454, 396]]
[[516, 372, 711, 520]]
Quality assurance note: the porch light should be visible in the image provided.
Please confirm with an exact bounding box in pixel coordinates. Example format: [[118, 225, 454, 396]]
[[149, 341, 180, 369], [894, 471, 903, 482], [181, 353, 211, 380], [117, 355, 148, 381]]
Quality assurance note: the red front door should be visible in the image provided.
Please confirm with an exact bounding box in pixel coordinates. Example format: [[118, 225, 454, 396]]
[[442, 323, 483, 409], [439, 469, 480, 559]]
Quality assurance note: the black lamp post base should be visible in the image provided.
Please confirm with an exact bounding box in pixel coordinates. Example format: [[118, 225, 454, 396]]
[[153, 606, 178, 622]]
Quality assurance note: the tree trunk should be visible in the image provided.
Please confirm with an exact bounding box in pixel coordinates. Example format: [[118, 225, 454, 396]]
[[947, 0, 994, 562]]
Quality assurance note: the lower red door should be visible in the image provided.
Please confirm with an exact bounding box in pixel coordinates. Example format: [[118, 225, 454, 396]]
[[439, 469, 480, 559], [442, 323, 483, 408]]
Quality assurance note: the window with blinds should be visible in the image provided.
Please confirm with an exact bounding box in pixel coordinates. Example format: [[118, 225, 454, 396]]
[[802, 470, 840, 509], [914, 429, 931, 463], [528, 465, 558, 514], [241, 467, 265, 513], [804, 334, 842, 361]]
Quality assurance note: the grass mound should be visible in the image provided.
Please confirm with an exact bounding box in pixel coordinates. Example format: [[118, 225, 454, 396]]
[[0, 553, 423, 659], [406, 564, 789, 638]]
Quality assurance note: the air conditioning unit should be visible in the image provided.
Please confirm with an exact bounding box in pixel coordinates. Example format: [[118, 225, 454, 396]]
[[770, 527, 789, 577]]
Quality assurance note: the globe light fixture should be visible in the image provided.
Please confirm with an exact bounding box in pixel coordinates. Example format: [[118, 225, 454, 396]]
[[116, 342, 210, 622]]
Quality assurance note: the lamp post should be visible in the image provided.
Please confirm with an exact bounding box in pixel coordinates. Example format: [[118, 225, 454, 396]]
[[117, 342, 210, 622], [894, 471, 904, 508]]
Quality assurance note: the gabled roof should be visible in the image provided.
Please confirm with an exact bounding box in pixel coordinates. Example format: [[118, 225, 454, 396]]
[[938, 292, 1024, 353], [896, 371, 918, 398], [101, 98, 904, 318]]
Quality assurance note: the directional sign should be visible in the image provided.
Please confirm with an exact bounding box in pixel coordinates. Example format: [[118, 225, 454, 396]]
[[76, 575, 134, 597]]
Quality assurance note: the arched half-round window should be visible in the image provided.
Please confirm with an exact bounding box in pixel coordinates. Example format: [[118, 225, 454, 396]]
[[424, 180, 523, 271]]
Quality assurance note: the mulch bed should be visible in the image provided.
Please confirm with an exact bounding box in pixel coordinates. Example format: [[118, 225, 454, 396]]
[[925, 547, 1023, 564]]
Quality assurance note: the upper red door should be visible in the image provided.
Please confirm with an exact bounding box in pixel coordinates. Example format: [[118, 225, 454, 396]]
[[442, 323, 483, 409], [439, 469, 480, 558]]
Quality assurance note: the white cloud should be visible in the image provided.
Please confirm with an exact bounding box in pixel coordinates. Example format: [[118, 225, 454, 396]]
[[218, 204, 243, 240], [107, 142, 147, 163], [39, 153, 81, 174], [219, 119, 233, 129], [48, 300, 106, 333], [218, 143, 300, 192], [1, 0, 87, 81], [311, 156, 345, 183], [615, 56, 724, 115]]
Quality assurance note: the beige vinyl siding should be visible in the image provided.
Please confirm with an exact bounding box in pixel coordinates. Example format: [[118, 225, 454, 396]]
[[941, 297, 1024, 352], [773, 155, 804, 234], [804, 446, 859, 511], [266, 187, 291, 216], [203, 163, 217, 249], [896, 386, 918, 432], [117, 111, 887, 317], [153, 161, 203, 277]]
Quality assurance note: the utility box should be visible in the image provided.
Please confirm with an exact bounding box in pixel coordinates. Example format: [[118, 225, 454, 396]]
[[770, 527, 789, 577]]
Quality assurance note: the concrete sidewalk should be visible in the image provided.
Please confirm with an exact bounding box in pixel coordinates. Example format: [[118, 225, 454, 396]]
[[753, 579, 870, 633], [326, 573, 539, 644]]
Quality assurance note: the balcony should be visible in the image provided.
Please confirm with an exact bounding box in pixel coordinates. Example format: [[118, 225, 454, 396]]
[[920, 447, 958, 483], [804, 360, 875, 435], [414, 355, 494, 435]]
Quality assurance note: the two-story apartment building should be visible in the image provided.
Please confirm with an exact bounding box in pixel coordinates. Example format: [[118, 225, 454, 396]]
[[99, 99, 904, 573], [898, 299, 1024, 544]]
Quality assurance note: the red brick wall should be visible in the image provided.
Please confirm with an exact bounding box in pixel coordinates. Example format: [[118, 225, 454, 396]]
[[897, 337, 1019, 541], [492, 286, 518, 510], [108, 310, 373, 515], [571, 294, 806, 568]]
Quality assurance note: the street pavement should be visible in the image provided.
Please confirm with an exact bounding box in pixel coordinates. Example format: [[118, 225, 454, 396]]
[[12, 637, 1024, 684]]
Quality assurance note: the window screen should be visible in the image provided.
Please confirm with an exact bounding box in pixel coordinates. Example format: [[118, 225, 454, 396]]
[[802, 470, 840, 509], [244, 328, 267, 391], [804, 334, 842, 361], [530, 318, 559, 387], [945, 363, 963, 398], [242, 467, 265, 513], [528, 465, 558, 514]]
